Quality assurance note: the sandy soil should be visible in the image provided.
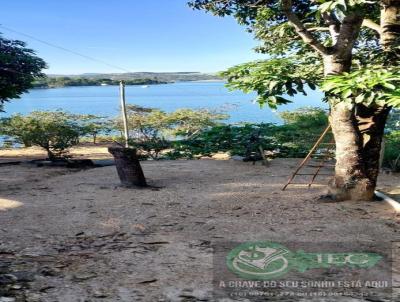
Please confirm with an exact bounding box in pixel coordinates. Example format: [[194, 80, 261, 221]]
[[0, 144, 112, 164], [0, 148, 399, 301]]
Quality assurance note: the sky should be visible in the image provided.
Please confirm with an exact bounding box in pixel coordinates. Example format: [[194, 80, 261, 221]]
[[0, 0, 264, 74]]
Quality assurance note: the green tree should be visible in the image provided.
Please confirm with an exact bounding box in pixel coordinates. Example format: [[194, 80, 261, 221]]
[[0, 34, 46, 110], [280, 107, 328, 128], [0, 111, 81, 160], [77, 115, 113, 144], [115, 105, 227, 159], [168, 108, 228, 137], [190, 0, 400, 201]]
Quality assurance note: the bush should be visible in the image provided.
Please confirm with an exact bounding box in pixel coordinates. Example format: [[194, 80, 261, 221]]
[[279, 107, 328, 128], [0, 111, 82, 160], [173, 123, 280, 158], [76, 114, 113, 144], [275, 107, 331, 157], [114, 105, 227, 159], [383, 110, 400, 171], [170, 107, 330, 159], [384, 131, 400, 172]]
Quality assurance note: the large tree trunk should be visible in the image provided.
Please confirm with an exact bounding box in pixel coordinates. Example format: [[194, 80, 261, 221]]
[[328, 104, 390, 201], [321, 10, 396, 201], [356, 105, 391, 187], [322, 16, 379, 201], [381, 0, 400, 54], [328, 103, 376, 200]]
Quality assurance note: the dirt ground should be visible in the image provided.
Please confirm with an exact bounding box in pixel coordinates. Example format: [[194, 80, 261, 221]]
[[0, 146, 399, 302], [0, 144, 111, 164]]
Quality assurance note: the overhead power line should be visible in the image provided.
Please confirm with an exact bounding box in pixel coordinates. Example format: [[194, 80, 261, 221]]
[[0, 24, 133, 73]]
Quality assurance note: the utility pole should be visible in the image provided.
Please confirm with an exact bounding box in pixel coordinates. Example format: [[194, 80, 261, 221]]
[[119, 81, 129, 148]]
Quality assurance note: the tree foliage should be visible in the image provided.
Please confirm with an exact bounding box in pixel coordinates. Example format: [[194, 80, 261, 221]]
[[0, 34, 46, 109], [77, 115, 113, 144], [189, 0, 400, 109], [114, 105, 227, 159], [172, 107, 330, 158], [221, 56, 322, 107], [0, 111, 81, 160], [321, 67, 400, 108], [279, 107, 328, 127]]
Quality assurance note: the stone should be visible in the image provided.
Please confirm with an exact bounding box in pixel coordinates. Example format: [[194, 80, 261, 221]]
[[231, 155, 245, 161], [93, 290, 108, 298], [211, 152, 231, 160], [0, 297, 16, 302], [0, 274, 17, 285], [72, 273, 97, 281], [11, 271, 35, 282]]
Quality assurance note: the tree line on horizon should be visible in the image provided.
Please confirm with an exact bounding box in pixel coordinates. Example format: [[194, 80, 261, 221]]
[[32, 76, 169, 89]]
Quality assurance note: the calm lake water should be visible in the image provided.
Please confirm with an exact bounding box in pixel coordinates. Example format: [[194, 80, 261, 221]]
[[1, 82, 325, 124]]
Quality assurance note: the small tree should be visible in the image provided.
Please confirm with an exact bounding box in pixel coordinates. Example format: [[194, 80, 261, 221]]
[[168, 108, 228, 138], [0, 111, 81, 160], [77, 114, 113, 144], [114, 105, 228, 159], [114, 105, 171, 159]]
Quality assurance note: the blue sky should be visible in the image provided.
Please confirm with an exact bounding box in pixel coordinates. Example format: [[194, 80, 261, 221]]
[[0, 0, 264, 74]]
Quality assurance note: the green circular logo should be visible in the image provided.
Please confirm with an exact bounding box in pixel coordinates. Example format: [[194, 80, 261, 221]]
[[226, 241, 292, 280]]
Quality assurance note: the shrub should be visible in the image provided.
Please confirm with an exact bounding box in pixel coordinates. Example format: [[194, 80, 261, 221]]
[[279, 107, 328, 128], [275, 107, 331, 157], [384, 131, 400, 172], [172, 107, 330, 159], [76, 114, 113, 144], [114, 105, 227, 159], [173, 123, 280, 158], [0, 111, 81, 160], [383, 110, 400, 171]]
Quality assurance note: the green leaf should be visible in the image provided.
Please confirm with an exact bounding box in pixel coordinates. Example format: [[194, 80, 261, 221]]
[[341, 89, 353, 98], [319, 1, 334, 13]]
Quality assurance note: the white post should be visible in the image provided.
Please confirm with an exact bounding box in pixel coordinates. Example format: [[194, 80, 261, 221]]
[[119, 81, 129, 148]]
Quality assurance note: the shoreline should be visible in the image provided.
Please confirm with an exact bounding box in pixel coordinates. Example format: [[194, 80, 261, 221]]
[[31, 79, 225, 89]]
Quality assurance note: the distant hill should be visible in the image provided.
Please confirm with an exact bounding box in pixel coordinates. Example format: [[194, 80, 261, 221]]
[[46, 72, 223, 82]]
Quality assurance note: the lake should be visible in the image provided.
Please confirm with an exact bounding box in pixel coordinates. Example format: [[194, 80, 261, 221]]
[[1, 82, 326, 124]]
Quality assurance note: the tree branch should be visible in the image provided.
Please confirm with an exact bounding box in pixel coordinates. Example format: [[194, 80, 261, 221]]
[[281, 0, 329, 55], [322, 12, 341, 43], [362, 19, 381, 34], [334, 12, 364, 56], [308, 27, 330, 32]]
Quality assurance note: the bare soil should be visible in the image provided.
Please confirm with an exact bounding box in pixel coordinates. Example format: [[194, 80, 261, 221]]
[[0, 146, 399, 302], [0, 144, 111, 164]]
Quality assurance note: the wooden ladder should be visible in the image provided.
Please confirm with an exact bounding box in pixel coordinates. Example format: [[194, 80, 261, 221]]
[[282, 125, 335, 191]]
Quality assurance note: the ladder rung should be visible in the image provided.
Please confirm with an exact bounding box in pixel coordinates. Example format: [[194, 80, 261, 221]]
[[312, 153, 334, 156], [305, 164, 335, 168], [295, 173, 333, 176], [311, 160, 334, 163], [282, 125, 336, 191], [287, 183, 328, 185]]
